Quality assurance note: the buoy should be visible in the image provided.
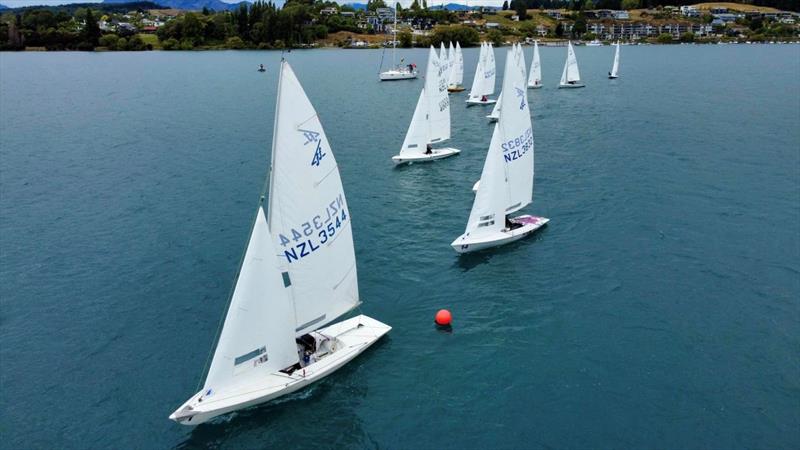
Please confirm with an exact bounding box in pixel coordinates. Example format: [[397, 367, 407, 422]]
[[435, 309, 452, 327]]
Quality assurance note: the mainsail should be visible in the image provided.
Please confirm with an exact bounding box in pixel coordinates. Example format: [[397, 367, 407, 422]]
[[528, 41, 541, 87], [448, 41, 464, 87], [267, 61, 359, 337], [610, 42, 620, 77], [560, 41, 581, 84]]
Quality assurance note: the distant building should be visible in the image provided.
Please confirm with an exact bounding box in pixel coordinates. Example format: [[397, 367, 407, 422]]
[[340, 11, 355, 18], [485, 22, 500, 29], [545, 10, 561, 20], [376, 7, 395, 22], [320, 7, 338, 15], [612, 10, 629, 19]]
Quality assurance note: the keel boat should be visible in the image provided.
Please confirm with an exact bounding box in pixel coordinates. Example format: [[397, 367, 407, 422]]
[[466, 42, 497, 106], [608, 41, 620, 79], [527, 41, 542, 89], [558, 41, 585, 89]]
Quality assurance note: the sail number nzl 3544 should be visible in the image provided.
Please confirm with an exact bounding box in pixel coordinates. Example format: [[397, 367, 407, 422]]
[[278, 193, 348, 263]]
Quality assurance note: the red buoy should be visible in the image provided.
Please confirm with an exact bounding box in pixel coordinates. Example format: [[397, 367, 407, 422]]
[[435, 309, 452, 326]]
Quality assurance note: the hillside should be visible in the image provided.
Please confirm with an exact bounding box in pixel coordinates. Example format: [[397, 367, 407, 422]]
[[691, 2, 783, 12]]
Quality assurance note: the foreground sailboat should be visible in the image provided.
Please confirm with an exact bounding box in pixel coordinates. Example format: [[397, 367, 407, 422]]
[[558, 41, 585, 88], [393, 46, 459, 164], [170, 61, 391, 426], [448, 42, 465, 92], [452, 46, 548, 253], [379, 7, 417, 80], [466, 42, 497, 106], [528, 41, 542, 89], [608, 41, 620, 79]]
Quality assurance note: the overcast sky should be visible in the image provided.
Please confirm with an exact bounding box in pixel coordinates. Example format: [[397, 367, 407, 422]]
[[1, 0, 505, 7]]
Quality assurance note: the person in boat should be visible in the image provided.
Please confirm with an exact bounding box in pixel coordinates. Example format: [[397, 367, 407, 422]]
[[425, 144, 433, 155], [258, 64, 265, 72], [568, 80, 576, 85], [407, 63, 413, 73], [481, 95, 488, 102], [505, 216, 513, 230]]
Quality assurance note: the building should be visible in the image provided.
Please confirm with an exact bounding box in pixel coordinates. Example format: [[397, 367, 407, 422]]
[[320, 7, 338, 15], [376, 7, 395, 22], [545, 10, 561, 20], [612, 10, 629, 20]]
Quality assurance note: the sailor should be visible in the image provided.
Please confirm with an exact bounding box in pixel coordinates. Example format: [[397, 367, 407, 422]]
[[425, 144, 433, 155], [481, 95, 488, 102]]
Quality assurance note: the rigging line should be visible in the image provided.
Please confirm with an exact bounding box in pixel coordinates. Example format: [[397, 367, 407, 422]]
[[378, 45, 386, 75]]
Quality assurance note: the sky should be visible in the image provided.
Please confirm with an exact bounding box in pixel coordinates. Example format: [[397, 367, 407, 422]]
[[1, 0, 505, 7]]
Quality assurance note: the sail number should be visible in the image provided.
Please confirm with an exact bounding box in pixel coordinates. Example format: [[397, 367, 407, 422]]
[[501, 127, 533, 163], [299, 127, 326, 167], [311, 141, 326, 167], [278, 193, 348, 263]]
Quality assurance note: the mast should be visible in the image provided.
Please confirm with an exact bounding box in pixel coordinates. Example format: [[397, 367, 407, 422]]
[[392, 5, 397, 69]]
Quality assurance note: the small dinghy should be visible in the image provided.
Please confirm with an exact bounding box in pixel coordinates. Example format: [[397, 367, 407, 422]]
[[486, 91, 502, 122], [527, 41, 542, 89], [558, 41, 585, 89], [466, 42, 497, 106], [447, 42, 465, 92], [608, 41, 620, 79], [453, 46, 548, 253], [393, 46, 459, 164], [170, 60, 390, 426]]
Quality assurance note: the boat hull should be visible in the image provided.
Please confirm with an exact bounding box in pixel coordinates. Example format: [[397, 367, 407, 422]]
[[392, 147, 460, 165], [447, 86, 465, 92], [451, 215, 549, 253], [169, 315, 391, 426], [466, 98, 497, 106], [380, 71, 418, 81], [472, 180, 480, 193], [528, 84, 543, 89], [608, 75, 618, 79], [558, 83, 585, 89], [486, 115, 499, 123]]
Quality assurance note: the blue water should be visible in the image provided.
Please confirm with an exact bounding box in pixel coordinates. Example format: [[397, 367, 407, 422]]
[[1, 45, 798, 449]]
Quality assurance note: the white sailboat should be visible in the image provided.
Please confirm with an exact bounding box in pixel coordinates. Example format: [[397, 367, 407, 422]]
[[379, 8, 417, 80], [559, 41, 584, 88], [528, 40, 542, 89], [608, 41, 620, 79], [467, 42, 497, 106], [170, 61, 391, 426], [392, 46, 459, 164], [488, 43, 526, 123], [447, 41, 465, 92], [452, 46, 548, 253]]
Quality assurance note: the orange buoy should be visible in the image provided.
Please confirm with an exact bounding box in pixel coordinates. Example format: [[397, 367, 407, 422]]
[[435, 309, 452, 326]]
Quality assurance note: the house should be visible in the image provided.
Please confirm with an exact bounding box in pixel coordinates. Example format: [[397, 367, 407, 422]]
[[545, 10, 561, 20], [710, 7, 728, 14], [340, 11, 355, 18], [376, 7, 395, 22], [536, 25, 548, 36], [320, 7, 338, 15], [485, 22, 500, 29], [713, 13, 738, 23], [612, 10, 629, 20], [141, 25, 158, 33], [680, 6, 697, 16]]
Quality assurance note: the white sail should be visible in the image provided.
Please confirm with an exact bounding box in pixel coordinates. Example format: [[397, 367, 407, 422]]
[[468, 42, 486, 100], [490, 91, 503, 118], [427, 46, 450, 143], [447, 41, 455, 78], [485, 43, 497, 95], [439, 41, 448, 82], [464, 121, 508, 237], [399, 89, 428, 156], [448, 41, 464, 87], [268, 61, 359, 337], [610, 41, 620, 77], [501, 46, 534, 214], [528, 41, 541, 87], [561, 41, 581, 84], [204, 206, 298, 394]]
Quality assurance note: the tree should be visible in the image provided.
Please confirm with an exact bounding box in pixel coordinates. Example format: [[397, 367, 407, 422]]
[[367, 0, 387, 11], [502, 0, 509, 10], [515, 1, 528, 20], [583, 0, 594, 10], [555, 22, 564, 37], [396, 2, 403, 12], [680, 32, 694, 42], [83, 8, 101, 47], [410, 0, 421, 11], [399, 30, 412, 47], [621, 0, 639, 10], [573, 15, 587, 36], [487, 28, 504, 45], [657, 33, 672, 43], [423, 0, 428, 9]]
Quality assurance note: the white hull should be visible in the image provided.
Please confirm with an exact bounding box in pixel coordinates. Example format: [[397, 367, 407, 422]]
[[472, 180, 480, 193], [392, 147, 460, 165], [558, 83, 585, 89], [486, 114, 499, 122], [451, 215, 548, 253], [608, 75, 618, 79], [380, 70, 418, 81], [528, 83, 542, 89], [466, 98, 496, 106], [170, 315, 390, 426]]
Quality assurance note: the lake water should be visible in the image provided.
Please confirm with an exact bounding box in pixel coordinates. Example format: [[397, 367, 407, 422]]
[[1, 44, 799, 449]]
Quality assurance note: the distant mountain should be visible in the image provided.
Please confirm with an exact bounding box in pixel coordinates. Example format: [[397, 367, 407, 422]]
[[345, 2, 367, 10], [429, 3, 472, 10], [103, 0, 251, 11], [1, 1, 164, 13]]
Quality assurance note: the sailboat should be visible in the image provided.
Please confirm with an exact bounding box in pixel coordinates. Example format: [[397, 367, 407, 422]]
[[447, 41, 465, 92], [467, 42, 497, 106], [608, 41, 620, 79], [488, 43, 526, 123], [527, 41, 542, 89], [392, 46, 459, 164], [379, 7, 417, 80], [558, 41, 584, 88], [170, 61, 391, 426], [452, 46, 548, 253]]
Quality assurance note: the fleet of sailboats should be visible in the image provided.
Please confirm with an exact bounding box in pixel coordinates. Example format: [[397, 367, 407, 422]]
[[170, 39, 631, 426], [170, 60, 391, 426]]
